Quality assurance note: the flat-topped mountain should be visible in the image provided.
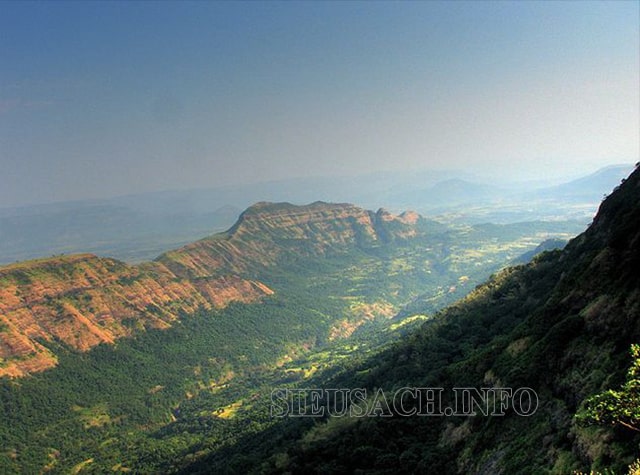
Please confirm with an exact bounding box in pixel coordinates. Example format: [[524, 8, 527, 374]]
[[156, 201, 422, 278]]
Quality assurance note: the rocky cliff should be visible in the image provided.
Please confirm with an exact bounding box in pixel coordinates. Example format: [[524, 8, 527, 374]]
[[156, 201, 422, 278]]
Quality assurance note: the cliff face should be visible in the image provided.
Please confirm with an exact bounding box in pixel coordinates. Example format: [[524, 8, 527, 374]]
[[0, 201, 419, 378], [0, 254, 271, 378]]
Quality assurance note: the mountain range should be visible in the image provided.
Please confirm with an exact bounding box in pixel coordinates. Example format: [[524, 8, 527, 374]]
[[0, 165, 638, 473], [0, 165, 632, 265], [1, 198, 578, 381]]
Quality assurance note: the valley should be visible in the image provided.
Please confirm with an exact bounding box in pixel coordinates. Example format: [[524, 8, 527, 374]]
[[0, 200, 582, 472], [186, 166, 640, 474]]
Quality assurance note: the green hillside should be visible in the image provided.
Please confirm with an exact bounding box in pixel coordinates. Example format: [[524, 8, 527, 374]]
[[186, 166, 640, 474]]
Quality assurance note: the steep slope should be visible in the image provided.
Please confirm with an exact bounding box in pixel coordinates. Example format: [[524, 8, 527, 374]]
[[0, 254, 270, 377], [195, 166, 640, 473]]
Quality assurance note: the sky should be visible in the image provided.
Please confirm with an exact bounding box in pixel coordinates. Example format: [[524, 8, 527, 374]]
[[0, 1, 638, 208]]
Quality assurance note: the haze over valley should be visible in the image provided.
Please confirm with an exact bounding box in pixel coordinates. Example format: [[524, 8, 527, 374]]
[[0, 1, 638, 473], [0, 164, 632, 265]]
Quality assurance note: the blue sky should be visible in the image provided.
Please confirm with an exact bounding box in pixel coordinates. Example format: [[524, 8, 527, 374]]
[[0, 1, 638, 207]]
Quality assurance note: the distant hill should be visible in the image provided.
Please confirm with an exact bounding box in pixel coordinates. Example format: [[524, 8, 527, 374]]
[[389, 178, 498, 208], [0, 165, 630, 264], [525, 164, 635, 202]]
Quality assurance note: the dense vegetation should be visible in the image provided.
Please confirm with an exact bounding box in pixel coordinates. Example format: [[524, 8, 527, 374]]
[[183, 166, 640, 474], [0, 202, 581, 472]]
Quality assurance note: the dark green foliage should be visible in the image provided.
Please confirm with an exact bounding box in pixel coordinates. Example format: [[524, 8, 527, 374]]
[[182, 169, 640, 473], [578, 344, 640, 433]]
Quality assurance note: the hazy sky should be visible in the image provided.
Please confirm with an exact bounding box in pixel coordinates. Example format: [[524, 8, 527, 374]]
[[1, 1, 638, 207]]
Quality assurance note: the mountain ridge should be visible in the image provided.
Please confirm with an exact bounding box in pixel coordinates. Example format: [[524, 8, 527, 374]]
[[0, 201, 420, 377], [156, 201, 421, 279]]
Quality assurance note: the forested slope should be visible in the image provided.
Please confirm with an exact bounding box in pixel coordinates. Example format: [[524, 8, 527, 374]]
[[190, 167, 640, 473]]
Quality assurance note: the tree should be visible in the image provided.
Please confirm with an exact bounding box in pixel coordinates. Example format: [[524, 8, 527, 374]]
[[577, 344, 640, 432]]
